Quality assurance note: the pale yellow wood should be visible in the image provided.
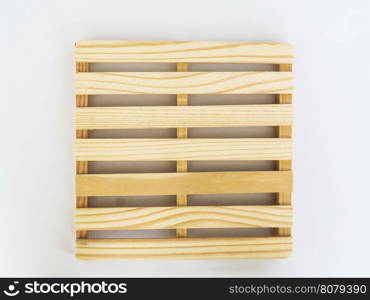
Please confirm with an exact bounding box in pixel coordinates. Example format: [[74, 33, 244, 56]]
[[176, 63, 188, 238], [73, 40, 295, 260], [76, 205, 292, 230], [75, 105, 293, 129], [76, 171, 292, 197], [276, 64, 293, 237], [75, 138, 292, 161], [75, 62, 89, 239], [75, 41, 293, 64], [75, 72, 293, 95], [76, 236, 292, 260]]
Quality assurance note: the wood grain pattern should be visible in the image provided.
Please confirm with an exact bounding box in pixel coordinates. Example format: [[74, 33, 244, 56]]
[[276, 64, 293, 237], [76, 62, 89, 239], [76, 205, 292, 230], [176, 63, 188, 238], [75, 72, 293, 95], [75, 104, 293, 129], [76, 171, 292, 196], [75, 41, 293, 64], [73, 40, 294, 260], [76, 236, 292, 260], [75, 138, 292, 161]]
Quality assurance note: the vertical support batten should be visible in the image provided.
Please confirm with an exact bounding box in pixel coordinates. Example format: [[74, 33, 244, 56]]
[[276, 63, 292, 237], [176, 63, 188, 238], [76, 62, 89, 239]]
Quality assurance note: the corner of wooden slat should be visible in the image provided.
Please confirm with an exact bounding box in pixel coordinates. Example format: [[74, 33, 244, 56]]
[[75, 40, 87, 48]]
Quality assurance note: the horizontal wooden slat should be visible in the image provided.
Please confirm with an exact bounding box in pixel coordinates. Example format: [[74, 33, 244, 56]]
[[75, 104, 293, 129], [75, 138, 292, 161], [76, 171, 292, 196], [76, 236, 292, 260], [76, 205, 292, 230], [75, 41, 293, 64], [75, 72, 293, 95]]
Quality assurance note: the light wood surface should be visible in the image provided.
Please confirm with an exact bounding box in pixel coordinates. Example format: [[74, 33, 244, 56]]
[[76, 171, 292, 196], [176, 63, 188, 238], [276, 64, 293, 237], [75, 72, 293, 95], [74, 40, 294, 260], [75, 138, 292, 161], [75, 104, 293, 129], [75, 41, 293, 64], [76, 236, 292, 260], [75, 62, 89, 239], [76, 205, 292, 230]]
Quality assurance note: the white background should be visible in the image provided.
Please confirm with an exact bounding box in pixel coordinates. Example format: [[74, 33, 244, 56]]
[[1, 0, 370, 277]]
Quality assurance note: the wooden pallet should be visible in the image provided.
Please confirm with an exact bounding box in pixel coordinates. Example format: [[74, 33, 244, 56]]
[[74, 41, 293, 260]]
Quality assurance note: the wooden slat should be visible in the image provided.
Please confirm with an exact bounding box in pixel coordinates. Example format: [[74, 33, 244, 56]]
[[76, 62, 89, 239], [75, 41, 293, 64], [75, 138, 292, 161], [76, 171, 292, 196], [75, 72, 293, 95], [75, 104, 293, 129], [76, 205, 292, 230], [176, 63, 188, 238], [76, 236, 292, 260], [276, 64, 293, 237]]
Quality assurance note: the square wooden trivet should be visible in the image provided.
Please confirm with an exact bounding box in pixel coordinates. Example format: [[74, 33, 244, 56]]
[[75, 41, 293, 260]]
